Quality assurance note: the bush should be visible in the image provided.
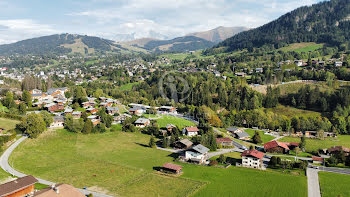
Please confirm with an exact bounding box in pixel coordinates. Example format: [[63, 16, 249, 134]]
[[209, 160, 218, 166]]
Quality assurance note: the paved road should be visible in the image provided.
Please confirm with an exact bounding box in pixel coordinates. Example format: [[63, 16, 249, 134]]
[[311, 165, 350, 175], [0, 136, 114, 197], [307, 168, 321, 197], [207, 148, 242, 158]]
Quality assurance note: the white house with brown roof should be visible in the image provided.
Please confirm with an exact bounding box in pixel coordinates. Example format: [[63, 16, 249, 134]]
[[241, 149, 265, 169], [182, 127, 199, 137]]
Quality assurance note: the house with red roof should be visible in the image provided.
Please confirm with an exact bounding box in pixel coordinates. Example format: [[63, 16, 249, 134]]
[[312, 156, 324, 165], [182, 127, 199, 137], [264, 140, 290, 154], [241, 149, 265, 169]]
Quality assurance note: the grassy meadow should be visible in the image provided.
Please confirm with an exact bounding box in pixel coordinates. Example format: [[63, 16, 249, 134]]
[[0, 118, 20, 131], [119, 82, 141, 91], [264, 105, 322, 119], [245, 129, 275, 144], [279, 135, 350, 152], [279, 42, 324, 53], [155, 115, 196, 129], [319, 172, 350, 197], [10, 129, 308, 197]]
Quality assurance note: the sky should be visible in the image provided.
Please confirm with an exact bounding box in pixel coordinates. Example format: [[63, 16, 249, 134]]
[[0, 0, 324, 44]]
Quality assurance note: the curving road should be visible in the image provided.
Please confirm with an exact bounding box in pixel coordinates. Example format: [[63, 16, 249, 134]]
[[0, 136, 113, 197]]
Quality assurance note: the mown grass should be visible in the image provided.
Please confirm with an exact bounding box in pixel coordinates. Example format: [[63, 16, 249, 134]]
[[10, 130, 201, 196], [10, 129, 308, 197], [154, 115, 196, 129], [319, 172, 350, 197], [277, 82, 334, 96], [264, 105, 322, 119], [181, 164, 307, 197], [0, 118, 20, 131], [245, 129, 275, 144], [279, 135, 350, 152]]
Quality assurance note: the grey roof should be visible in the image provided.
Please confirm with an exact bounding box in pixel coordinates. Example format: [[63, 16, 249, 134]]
[[129, 106, 144, 111], [226, 127, 240, 132], [191, 144, 209, 154], [53, 116, 64, 122], [179, 139, 193, 147], [107, 106, 119, 111], [135, 118, 149, 124], [72, 111, 82, 115], [236, 131, 250, 139]]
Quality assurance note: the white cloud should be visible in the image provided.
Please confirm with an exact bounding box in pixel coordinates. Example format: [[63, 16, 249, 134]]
[[0, 19, 58, 44]]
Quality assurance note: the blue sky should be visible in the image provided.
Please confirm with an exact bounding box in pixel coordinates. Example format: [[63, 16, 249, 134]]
[[0, 0, 323, 44]]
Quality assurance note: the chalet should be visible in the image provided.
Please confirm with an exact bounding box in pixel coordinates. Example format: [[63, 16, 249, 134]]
[[295, 60, 303, 67], [87, 97, 96, 102], [72, 111, 82, 119], [264, 140, 290, 154], [304, 131, 317, 138], [312, 156, 324, 165], [64, 108, 73, 115], [82, 102, 93, 108], [129, 106, 146, 115], [233, 131, 250, 140], [241, 149, 265, 169], [29, 89, 42, 95], [31, 93, 45, 101], [99, 97, 107, 102], [334, 61, 343, 67], [113, 114, 131, 124], [327, 146, 350, 156], [226, 127, 243, 134], [182, 127, 199, 137], [184, 144, 209, 164], [134, 118, 150, 128], [0, 175, 38, 197], [161, 163, 183, 174], [166, 124, 176, 131], [47, 104, 64, 113], [255, 68, 263, 73], [216, 138, 233, 147], [106, 106, 119, 115], [157, 106, 177, 114], [50, 116, 64, 128], [34, 183, 85, 197], [91, 119, 100, 126], [175, 139, 193, 149], [86, 107, 98, 114], [99, 102, 111, 108], [235, 72, 247, 77]]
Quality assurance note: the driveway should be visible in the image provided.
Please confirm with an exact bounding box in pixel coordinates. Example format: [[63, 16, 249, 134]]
[[307, 167, 321, 197], [207, 148, 242, 158], [0, 136, 114, 197]]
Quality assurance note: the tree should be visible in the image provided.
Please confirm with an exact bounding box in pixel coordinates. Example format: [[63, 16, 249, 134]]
[[82, 119, 93, 134], [93, 89, 104, 98], [269, 156, 278, 168], [218, 154, 226, 164], [162, 135, 169, 148], [3, 92, 15, 109], [18, 103, 26, 115], [73, 86, 87, 105], [40, 111, 53, 127], [252, 131, 262, 144], [317, 130, 325, 140], [24, 113, 46, 138], [22, 90, 32, 107], [64, 115, 73, 131], [299, 136, 306, 152], [149, 135, 156, 148]]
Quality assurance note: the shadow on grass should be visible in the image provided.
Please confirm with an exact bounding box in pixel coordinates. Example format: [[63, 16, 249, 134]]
[[135, 142, 149, 148]]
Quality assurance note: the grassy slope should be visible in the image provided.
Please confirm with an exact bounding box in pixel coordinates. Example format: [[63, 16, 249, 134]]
[[264, 105, 321, 119], [319, 172, 350, 197], [245, 129, 275, 144], [279, 42, 324, 53], [279, 135, 350, 152], [10, 129, 307, 197], [0, 118, 20, 131]]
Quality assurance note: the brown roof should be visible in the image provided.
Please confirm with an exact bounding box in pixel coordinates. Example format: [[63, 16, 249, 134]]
[[216, 138, 232, 143], [328, 146, 350, 153], [312, 156, 324, 161], [241, 149, 265, 159], [264, 141, 290, 151], [185, 127, 199, 132], [0, 175, 38, 196], [34, 184, 85, 197], [162, 163, 182, 171]]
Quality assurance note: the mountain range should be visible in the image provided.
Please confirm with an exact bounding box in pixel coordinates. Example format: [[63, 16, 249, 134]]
[[0, 26, 248, 55]]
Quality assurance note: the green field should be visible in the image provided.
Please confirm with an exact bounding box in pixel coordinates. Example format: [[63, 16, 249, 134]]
[[279, 135, 350, 152], [264, 105, 322, 119], [319, 172, 350, 197], [182, 164, 307, 197], [245, 129, 275, 144], [10, 129, 308, 197], [279, 42, 324, 53], [119, 82, 141, 91], [0, 118, 20, 131], [277, 82, 335, 96], [154, 115, 196, 129]]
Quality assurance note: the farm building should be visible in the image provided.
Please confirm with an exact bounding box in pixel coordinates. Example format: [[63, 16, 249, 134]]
[[134, 118, 150, 128], [161, 163, 183, 174], [264, 141, 290, 154], [175, 139, 193, 149], [34, 183, 85, 197]]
